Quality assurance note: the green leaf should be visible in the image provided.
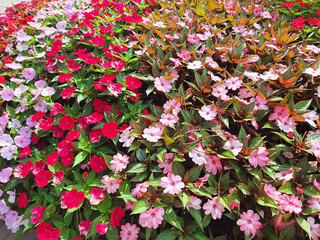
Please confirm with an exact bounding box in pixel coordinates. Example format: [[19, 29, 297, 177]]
[[164, 132, 175, 147], [257, 194, 278, 208], [73, 151, 88, 167], [131, 199, 151, 215], [147, 178, 161, 186], [127, 163, 147, 173], [186, 183, 213, 199], [187, 165, 203, 183], [294, 99, 312, 110], [164, 207, 184, 231], [155, 229, 179, 240], [279, 224, 296, 240], [172, 161, 186, 177], [295, 217, 311, 236], [278, 181, 294, 194], [179, 191, 190, 208], [188, 208, 203, 230]]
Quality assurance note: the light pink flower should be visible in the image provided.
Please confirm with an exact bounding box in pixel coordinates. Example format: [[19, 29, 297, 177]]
[[311, 139, 320, 158], [131, 182, 148, 198], [160, 113, 179, 127], [186, 196, 202, 210], [205, 155, 222, 175], [157, 153, 173, 174], [269, 106, 289, 121], [223, 138, 243, 156], [313, 178, 320, 191], [189, 144, 208, 165], [252, 96, 268, 111], [278, 194, 302, 214], [307, 197, 320, 209], [22, 68, 36, 81], [203, 197, 225, 220], [101, 175, 120, 194], [277, 116, 296, 133], [142, 126, 162, 142], [110, 153, 129, 172], [160, 173, 185, 195], [275, 170, 294, 184], [212, 85, 230, 100], [163, 100, 181, 115], [199, 105, 217, 121], [155, 76, 172, 93], [237, 210, 262, 236], [205, 57, 219, 68], [119, 126, 135, 147], [307, 217, 320, 240], [177, 49, 192, 61], [120, 223, 140, 240], [225, 76, 242, 90], [264, 184, 282, 203], [187, 61, 202, 70], [139, 208, 165, 229], [249, 147, 269, 168], [1, 88, 14, 101]]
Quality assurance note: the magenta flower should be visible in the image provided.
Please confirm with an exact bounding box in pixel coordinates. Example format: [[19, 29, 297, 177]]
[[89, 187, 105, 205], [120, 223, 140, 240], [110, 153, 129, 172], [203, 197, 225, 220], [139, 208, 165, 229], [78, 219, 92, 237], [22, 68, 36, 81], [160, 173, 185, 195], [95, 223, 108, 235], [237, 210, 262, 236], [248, 147, 270, 168]]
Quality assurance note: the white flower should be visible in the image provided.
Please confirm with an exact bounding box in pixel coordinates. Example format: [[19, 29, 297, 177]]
[[187, 61, 203, 70]]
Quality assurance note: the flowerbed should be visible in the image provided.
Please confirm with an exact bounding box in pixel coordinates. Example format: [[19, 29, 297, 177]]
[[0, 0, 319, 239]]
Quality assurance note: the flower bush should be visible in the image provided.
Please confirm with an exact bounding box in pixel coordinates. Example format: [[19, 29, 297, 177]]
[[0, 0, 319, 239]]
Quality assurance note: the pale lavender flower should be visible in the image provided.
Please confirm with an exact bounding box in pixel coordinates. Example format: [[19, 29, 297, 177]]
[[34, 99, 48, 112], [16, 31, 32, 42], [7, 190, 16, 203], [0, 167, 13, 183], [17, 127, 32, 137], [5, 62, 22, 70], [10, 78, 25, 84], [0, 145, 17, 160], [0, 134, 14, 146], [16, 98, 28, 113], [41, 87, 55, 97], [1, 88, 14, 101], [14, 85, 29, 97], [14, 135, 31, 148], [22, 68, 36, 81], [0, 200, 9, 215], [56, 21, 67, 31]]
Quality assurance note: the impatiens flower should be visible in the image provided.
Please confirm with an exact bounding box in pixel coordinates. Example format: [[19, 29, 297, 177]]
[[186, 196, 202, 210], [205, 155, 222, 175], [307, 217, 320, 240], [139, 208, 165, 229], [0, 167, 13, 183], [203, 197, 225, 220], [101, 175, 120, 194], [59, 115, 75, 130], [154, 76, 172, 93], [126, 76, 142, 90], [89, 187, 105, 205], [36, 222, 60, 240], [277, 116, 296, 133], [189, 144, 208, 165], [237, 210, 262, 236], [187, 60, 202, 70], [248, 147, 270, 168], [95, 223, 108, 235], [102, 121, 119, 139], [163, 99, 181, 115], [311, 139, 320, 158], [22, 68, 36, 81], [160, 113, 179, 127], [199, 105, 217, 121], [307, 197, 320, 209], [223, 138, 243, 156], [160, 173, 185, 195], [225, 76, 242, 90], [57, 140, 74, 157], [264, 184, 282, 203], [142, 125, 163, 142], [1, 88, 14, 101], [78, 220, 92, 237], [110, 207, 125, 228], [14, 160, 32, 179], [52, 170, 64, 185], [90, 156, 108, 174], [120, 223, 140, 240], [17, 192, 28, 208], [119, 126, 135, 147], [157, 153, 174, 174], [278, 194, 302, 214], [275, 170, 294, 185], [61, 86, 76, 99], [60, 189, 85, 209], [34, 170, 52, 187], [131, 182, 148, 198], [30, 206, 46, 224], [110, 153, 129, 172]]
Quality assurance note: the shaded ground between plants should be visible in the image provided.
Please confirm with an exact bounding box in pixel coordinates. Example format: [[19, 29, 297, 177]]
[[0, 219, 36, 239]]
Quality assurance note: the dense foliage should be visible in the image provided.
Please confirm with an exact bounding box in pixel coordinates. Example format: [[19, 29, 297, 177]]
[[0, 0, 319, 239]]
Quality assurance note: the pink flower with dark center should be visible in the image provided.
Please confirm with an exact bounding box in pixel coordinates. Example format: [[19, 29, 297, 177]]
[[199, 105, 217, 121], [139, 208, 165, 229], [131, 182, 148, 198], [205, 155, 222, 175], [160, 173, 185, 195], [223, 138, 243, 156], [237, 210, 262, 236], [278, 194, 302, 214], [110, 153, 129, 172], [307, 217, 320, 240], [203, 197, 225, 220], [248, 147, 270, 168], [120, 223, 140, 240]]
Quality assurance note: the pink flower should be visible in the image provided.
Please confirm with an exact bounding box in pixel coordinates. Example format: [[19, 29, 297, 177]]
[[278, 194, 302, 214], [189, 144, 208, 165], [160, 173, 185, 195], [311, 139, 320, 158], [264, 184, 282, 203], [276, 116, 296, 133], [186, 196, 202, 210], [187, 61, 202, 70], [52, 170, 64, 185], [307, 197, 320, 209], [0, 167, 13, 183], [223, 138, 243, 156], [205, 57, 219, 68], [125, 200, 136, 211], [1, 88, 14, 101], [78, 220, 92, 237], [160, 113, 179, 127], [307, 217, 320, 240], [142, 126, 163, 142], [101, 175, 120, 194], [95, 223, 108, 235], [177, 49, 192, 61], [22, 68, 36, 81], [110, 153, 129, 172], [30, 206, 46, 224], [237, 210, 262, 236], [199, 105, 217, 121], [154, 76, 172, 93], [275, 170, 294, 185], [163, 100, 181, 115], [249, 147, 270, 168], [204, 155, 222, 175], [120, 223, 140, 240], [139, 208, 165, 229], [157, 153, 173, 174], [225, 76, 242, 90], [131, 182, 148, 198], [203, 197, 225, 220], [89, 188, 105, 205]]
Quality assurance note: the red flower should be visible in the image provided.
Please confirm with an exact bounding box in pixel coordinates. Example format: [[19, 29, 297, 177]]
[[89, 129, 102, 143], [74, 48, 92, 59], [48, 39, 62, 57], [93, 99, 108, 113], [36, 222, 60, 240], [46, 151, 59, 165], [56, 55, 67, 61], [61, 86, 76, 99], [13, 160, 32, 179], [102, 121, 119, 139], [58, 73, 73, 82], [65, 130, 81, 141], [111, 60, 125, 72], [31, 111, 46, 121], [126, 76, 142, 90], [110, 207, 125, 228], [30, 206, 46, 224], [99, 74, 115, 84], [85, 56, 101, 64], [32, 160, 45, 175], [0, 75, 5, 83], [59, 115, 75, 130], [17, 192, 28, 208], [68, 59, 82, 72], [86, 112, 104, 124], [281, 1, 295, 7], [76, 116, 89, 130], [57, 140, 74, 156], [18, 146, 32, 158], [39, 117, 54, 130], [60, 189, 85, 209], [291, 16, 307, 29], [50, 103, 65, 116], [91, 35, 105, 46], [90, 156, 108, 173], [51, 126, 65, 138], [34, 170, 52, 187], [61, 152, 74, 167]]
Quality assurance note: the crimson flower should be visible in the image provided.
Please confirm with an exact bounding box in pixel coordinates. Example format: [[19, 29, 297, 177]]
[[34, 170, 52, 187], [102, 121, 119, 139], [59, 115, 75, 130], [110, 207, 125, 228], [58, 73, 73, 83], [68, 59, 82, 72], [61, 86, 76, 99], [57, 140, 74, 157], [61, 152, 74, 167], [30, 206, 46, 224], [47, 39, 62, 56], [90, 156, 108, 173], [65, 130, 81, 141], [13, 160, 32, 179], [17, 192, 28, 208], [39, 117, 54, 131], [50, 103, 65, 116], [125, 76, 142, 90], [60, 189, 85, 209]]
